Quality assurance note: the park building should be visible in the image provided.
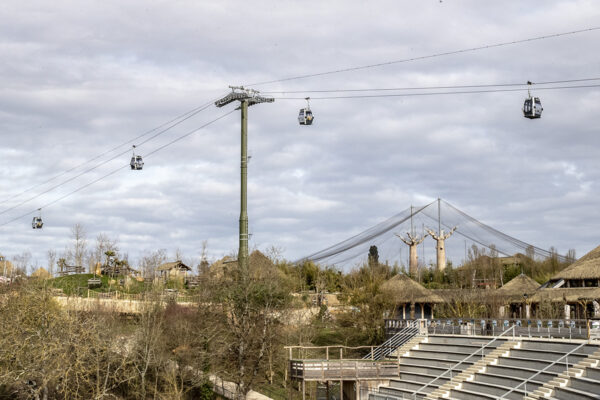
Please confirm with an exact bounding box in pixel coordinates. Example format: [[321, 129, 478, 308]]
[[530, 244, 600, 320], [380, 274, 444, 320], [378, 242, 600, 322], [496, 273, 539, 319]]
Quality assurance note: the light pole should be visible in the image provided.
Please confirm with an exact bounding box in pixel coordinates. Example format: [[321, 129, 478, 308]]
[[215, 87, 274, 272]]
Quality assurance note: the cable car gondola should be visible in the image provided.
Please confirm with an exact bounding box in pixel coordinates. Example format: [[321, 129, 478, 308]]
[[523, 81, 543, 119], [298, 97, 314, 125], [130, 145, 144, 170], [32, 209, 43, 229]]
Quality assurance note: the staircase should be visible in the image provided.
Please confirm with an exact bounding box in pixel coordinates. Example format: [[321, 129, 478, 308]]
[[525, 348, 600, 400], [364, 320, 421, 360], [425, 340, 519, 399]]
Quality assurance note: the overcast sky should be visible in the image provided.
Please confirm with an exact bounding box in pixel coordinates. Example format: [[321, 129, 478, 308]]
[[1, 1, 599, 271]]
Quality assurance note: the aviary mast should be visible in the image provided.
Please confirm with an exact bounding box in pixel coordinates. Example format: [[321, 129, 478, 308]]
[[426, 198, 457, 271], [396, 205, 427, 278]]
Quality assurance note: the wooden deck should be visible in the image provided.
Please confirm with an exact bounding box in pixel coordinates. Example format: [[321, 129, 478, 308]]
[[289, 359, 399, 381]]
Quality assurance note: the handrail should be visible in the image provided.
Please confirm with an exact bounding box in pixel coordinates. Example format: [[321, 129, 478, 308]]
[[365, 321, 420, 360], [498, 341, 587, 399], [412, 325, 515, 399]]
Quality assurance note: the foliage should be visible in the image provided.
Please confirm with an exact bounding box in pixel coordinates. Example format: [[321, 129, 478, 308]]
[[50, 273, 147, 295]]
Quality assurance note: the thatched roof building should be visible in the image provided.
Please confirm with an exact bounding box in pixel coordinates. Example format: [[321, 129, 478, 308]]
[[157, 260, 191, 273], [547, 244, 600, 283], [529, 245, 600, 319], [209, 250, 283, 281], [157, 260, 191, 281], [530, 288, 600, 303], [380, 274, 444, 304], [380, 274, 443, 319], [496, 274, 540, 303]]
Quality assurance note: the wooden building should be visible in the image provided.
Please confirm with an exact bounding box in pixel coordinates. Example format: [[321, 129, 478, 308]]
[[157, 260, 192, 281]]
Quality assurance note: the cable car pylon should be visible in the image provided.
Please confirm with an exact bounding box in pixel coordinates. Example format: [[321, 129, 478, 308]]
[[215, 86, 274, 272]]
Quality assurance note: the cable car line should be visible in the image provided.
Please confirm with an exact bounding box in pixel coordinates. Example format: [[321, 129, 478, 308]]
[[0, 108, 237, 229], [246, 26, 600, 86], [0, 97, 220, 207], [143, 109, 236, 158], [4, 80, 594, 220], [0, 99, 221, 216], [261, 77, 600, 94], [271, 83, 600, 101], [0, 146, 132, 217]]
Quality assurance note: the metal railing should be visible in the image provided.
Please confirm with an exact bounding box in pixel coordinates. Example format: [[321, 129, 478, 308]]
[[498, 341, 587, 399], [386, 318, 593, 340], [411, 325, 515, 399], [364, 320, 421, 360]]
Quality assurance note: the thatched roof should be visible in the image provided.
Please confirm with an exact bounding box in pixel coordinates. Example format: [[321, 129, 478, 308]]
[[496, 274, 540, 302], [550, 244, 600, 280], [209, 250, 282, 280], [432, 288, 504, 305], [380, 274, 444, 304], [157, 260, 191, 272], [529, 287, 600, 303]]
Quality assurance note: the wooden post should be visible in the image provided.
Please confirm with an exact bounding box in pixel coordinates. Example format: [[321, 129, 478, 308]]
[[326, 347, 329, 360], [302, 380, 305, 400], [340, 380, 343, 400], [340, 348, 343, 360]]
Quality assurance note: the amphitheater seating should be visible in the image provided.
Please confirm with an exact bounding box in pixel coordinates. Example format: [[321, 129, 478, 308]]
[[369, 335, 600, 400]]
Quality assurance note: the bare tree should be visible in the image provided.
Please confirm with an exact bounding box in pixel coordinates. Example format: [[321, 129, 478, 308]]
[[70, 223, 87, 269], [12, 251, 31, 277], [198, 240, 210, 276], [90, 233, 119, 270], [216, 254, 292, 397], [46, 249, 56, 277], [139, 249, 167, 279]]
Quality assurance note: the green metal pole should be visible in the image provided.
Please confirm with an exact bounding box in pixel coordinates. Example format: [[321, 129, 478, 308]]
[[239, 99, 249, 272]]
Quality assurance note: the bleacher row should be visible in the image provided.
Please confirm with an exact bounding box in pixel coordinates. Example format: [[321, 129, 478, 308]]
[[369, 335, 600, 400]]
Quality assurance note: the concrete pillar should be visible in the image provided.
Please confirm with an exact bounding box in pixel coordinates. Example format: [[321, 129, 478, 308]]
[[525, 304, 531, 319], [402, 304, 406, 319], [426, 227, 457, 272], [420, 303, 424, 319], [594, 301, 600, 318], [564, 304, 571, 320], [408, 245, 419, 276], [499, 305, 505, 317], [410, 302, 415, 319]]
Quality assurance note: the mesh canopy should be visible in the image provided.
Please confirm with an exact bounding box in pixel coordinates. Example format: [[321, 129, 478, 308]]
[[296, 199, 567, 268]]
